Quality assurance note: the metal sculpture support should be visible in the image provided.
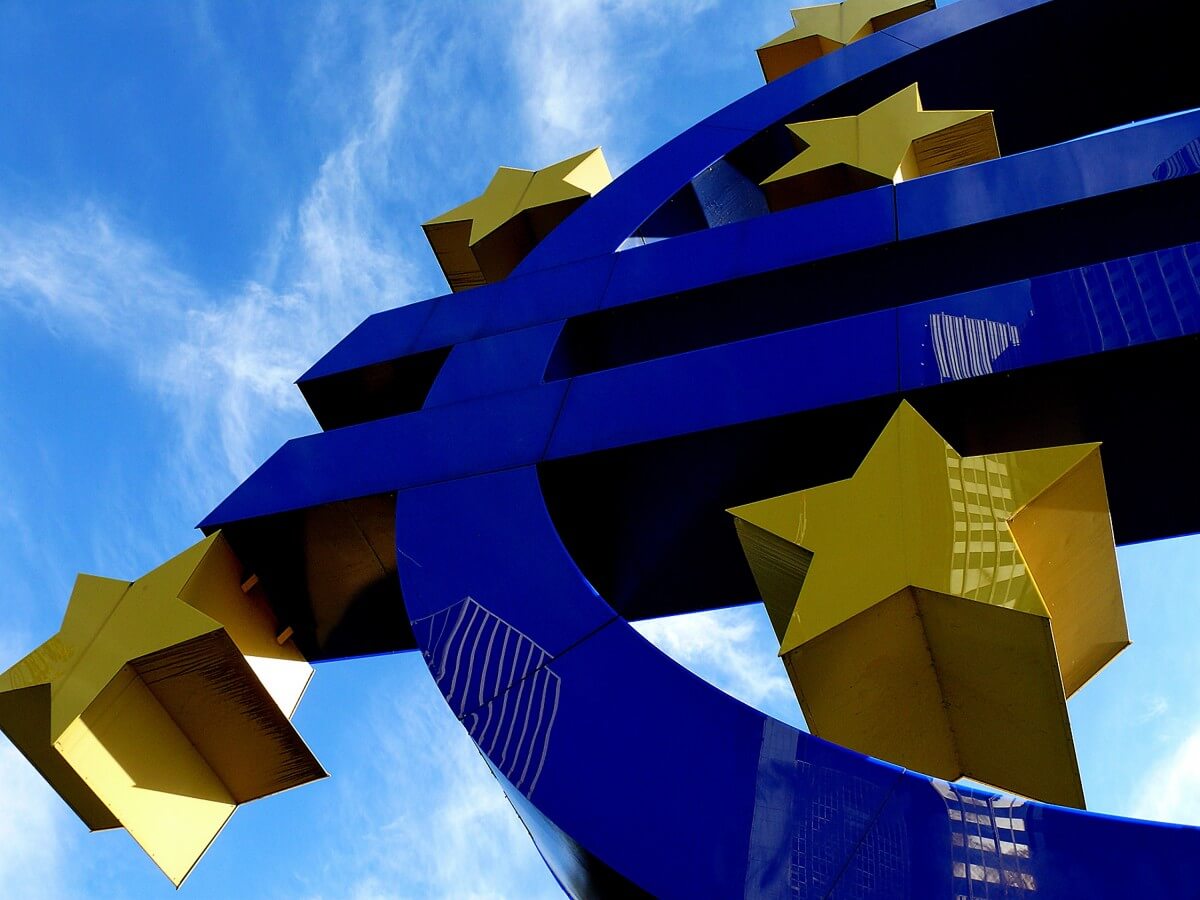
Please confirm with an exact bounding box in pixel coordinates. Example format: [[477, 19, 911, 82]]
[[5, 0, 1200, 894]]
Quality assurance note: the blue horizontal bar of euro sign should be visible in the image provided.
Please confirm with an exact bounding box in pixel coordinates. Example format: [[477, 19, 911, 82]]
[[303, 115, 1200, 393], [298, 254, 615, 387], [601, 185, 896, 310], [545, 309, 898, 460], [299, 297, 436, 383], [899, 240, 1200, 389], [897, 109, 1200, 239], [424, 321, 565, 407], [199, 382, 567, 527], [414, 253, 616, 352]]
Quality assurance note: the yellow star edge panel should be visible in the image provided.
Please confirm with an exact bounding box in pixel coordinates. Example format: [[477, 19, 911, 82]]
[[760, 83, 999, 211], [423, 147, 611, 292], [0, 532, 325, 887], [728, 402, 1130, 809], [757, 0, 936, 82]]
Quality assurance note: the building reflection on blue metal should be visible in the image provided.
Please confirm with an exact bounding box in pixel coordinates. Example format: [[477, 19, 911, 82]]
[[904, 242, 1200, 386]]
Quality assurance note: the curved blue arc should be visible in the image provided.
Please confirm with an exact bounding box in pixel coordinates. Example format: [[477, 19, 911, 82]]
[[395, 466, 1200, 898], [186, 0, 1200, 891], [511, 0, 1053, 275]]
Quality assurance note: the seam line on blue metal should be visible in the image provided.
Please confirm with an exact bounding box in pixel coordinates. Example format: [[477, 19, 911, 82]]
[[538, 377, 576, 466], [820, 768, 909, 900], [448, 615, 623, 727]]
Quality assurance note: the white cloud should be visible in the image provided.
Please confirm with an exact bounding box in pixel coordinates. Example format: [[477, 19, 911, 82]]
[[0, 741, 70, 900], [1139, 695, 1170, 723], [0, 630, 74, 900], [1, 3, 799, 896], [1131, 724, 1200, 826], [0, 206, 199, 347], [300, 669, 560, 900], [0, 9, 427, 506], [634, 604, 801, 725], [511, 0, 720, 164]]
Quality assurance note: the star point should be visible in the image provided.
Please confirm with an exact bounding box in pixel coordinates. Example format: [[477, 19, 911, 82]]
[[0, 533, 323, 886], [423, 147, 611, 292], [760, 83, 999, 210], [757, 0, 936, 81], [729, 401, 1128, 808]]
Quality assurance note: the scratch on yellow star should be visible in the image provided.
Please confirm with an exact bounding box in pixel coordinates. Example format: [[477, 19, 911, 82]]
[[758, 0, 935, 81], [423, 147, 611, 291], [729, 402, 1129, 807], [0, 533, 322, 887]]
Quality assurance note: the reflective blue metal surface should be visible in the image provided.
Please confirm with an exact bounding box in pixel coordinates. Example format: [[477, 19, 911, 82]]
[[202, 0, 1200, 894], [900, 242, 1200, 388], [396, 466, 1200, 898], [896, 113, 1200, 239]]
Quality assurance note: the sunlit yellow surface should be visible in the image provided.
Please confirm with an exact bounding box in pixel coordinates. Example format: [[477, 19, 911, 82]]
[[423, 147, 611, 291], [761, 83, 999, 209], [0, 533, 324, 886], [758, 0, 935, 80], [729, 402, 1129, 808]]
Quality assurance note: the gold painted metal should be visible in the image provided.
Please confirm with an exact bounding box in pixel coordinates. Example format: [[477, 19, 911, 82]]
[[757, 0, 935, 81], [761, 83, 999, 210], [0, 533, 324, 887], [423, 147, 611, 292], [729, 402, 1129, 809]]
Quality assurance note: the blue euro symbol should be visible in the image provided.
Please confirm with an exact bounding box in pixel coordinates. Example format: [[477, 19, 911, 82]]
[[203, 0, 1200, 895]]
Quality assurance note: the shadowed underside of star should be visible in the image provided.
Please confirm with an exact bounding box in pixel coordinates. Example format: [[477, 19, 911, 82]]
[[729, 402, 1129, 808], [757, 0, 936, 81], [0, 534, 323, 886]]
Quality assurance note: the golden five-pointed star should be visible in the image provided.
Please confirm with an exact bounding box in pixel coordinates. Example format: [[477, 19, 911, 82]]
[[758, 0, 935, 81], [760, 83, 999, 209], [0, 533, 323, 886], [423, 147, 611, 292], [729, 403, 1130, 808]]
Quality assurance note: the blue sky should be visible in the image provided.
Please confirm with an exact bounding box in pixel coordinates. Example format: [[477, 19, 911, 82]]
[[1, 1, 1198, 897]]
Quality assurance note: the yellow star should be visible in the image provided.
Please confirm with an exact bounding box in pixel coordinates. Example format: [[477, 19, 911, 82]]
[[729, 403, 1129, 808], [758, 0, 935, 81], [423, 147, 611, 292], [0, 533, 323, 886], [761, 83, 999, 209]]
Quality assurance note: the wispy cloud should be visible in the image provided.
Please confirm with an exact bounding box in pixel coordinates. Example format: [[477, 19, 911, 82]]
[[0, 9, 428, 506], [1130, 724, 1200, 826], [1139, 695, 1170, 723], [511, 0, 721, 164], [0, 741, 71, 900], [2, 2, 798, 895], [298, 665, 560, 900], [0, 629, 75, 900], [634, 605, 801, 725]]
